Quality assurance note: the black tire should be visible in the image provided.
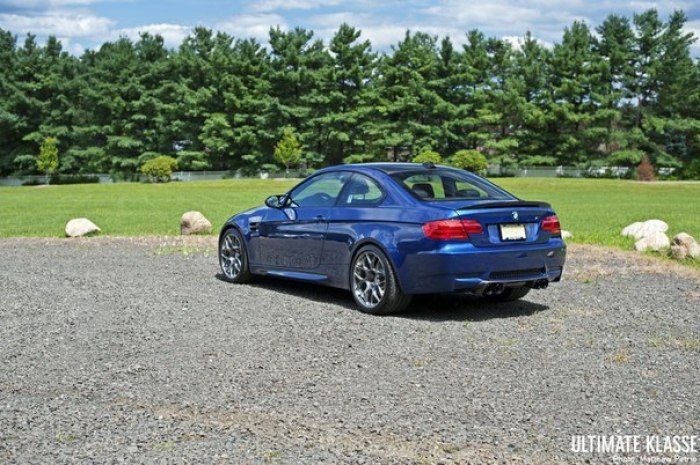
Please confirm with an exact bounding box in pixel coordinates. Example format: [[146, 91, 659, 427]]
[[219, 228, 254, 283], [485, 286, 531, 302], [350, 245, 412, 315]]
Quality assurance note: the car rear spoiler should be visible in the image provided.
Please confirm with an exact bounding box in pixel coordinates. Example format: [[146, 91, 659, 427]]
[[458, 200, 552, 210]]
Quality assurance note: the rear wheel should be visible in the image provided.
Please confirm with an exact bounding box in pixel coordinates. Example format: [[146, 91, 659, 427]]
[[485, 286, 530, 302], [350, 245, 412, 315], [219, 228, 253, 283]]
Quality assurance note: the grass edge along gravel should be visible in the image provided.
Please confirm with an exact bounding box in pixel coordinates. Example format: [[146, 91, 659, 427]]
[[0, 177, 698, 268]]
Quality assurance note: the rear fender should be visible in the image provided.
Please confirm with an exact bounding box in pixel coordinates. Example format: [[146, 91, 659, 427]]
[[347, 238, 407, 293]]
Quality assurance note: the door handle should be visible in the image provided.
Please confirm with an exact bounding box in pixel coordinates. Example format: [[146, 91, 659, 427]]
[[315, 215, 326, 222]]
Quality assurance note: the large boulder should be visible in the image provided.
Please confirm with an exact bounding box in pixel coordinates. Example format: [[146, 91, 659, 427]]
[[180, 211, 212, 235], [672, 232, 694, 248], [65, 218, 101, 237], [634, 232, 670, 252], [621, 221, 643, 238], [621, 219, 668, 240], [689, 242, 700, 259], [670, 232, 699, 260]]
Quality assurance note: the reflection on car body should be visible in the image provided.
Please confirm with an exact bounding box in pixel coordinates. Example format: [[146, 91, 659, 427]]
[[219, 162, 566, 314]]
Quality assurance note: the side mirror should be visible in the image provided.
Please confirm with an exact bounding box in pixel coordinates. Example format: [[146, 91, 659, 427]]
[[265, 195, 285, 208]]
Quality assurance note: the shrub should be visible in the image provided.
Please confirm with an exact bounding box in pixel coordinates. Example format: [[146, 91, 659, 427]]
[[140, 155, 178, 183], [450, 150, 488, 174], [520, 155, 557, 166], [13, 154, 38, 175], [636, 154, 655, 182], [679, 159, 700, 180], [342, 153, 376, 164], [412, 150, 442, 164], [50, 175, 100, 185]]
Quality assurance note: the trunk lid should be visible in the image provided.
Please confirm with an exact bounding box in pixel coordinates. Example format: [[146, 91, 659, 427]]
[[451, 200, 556, 247]]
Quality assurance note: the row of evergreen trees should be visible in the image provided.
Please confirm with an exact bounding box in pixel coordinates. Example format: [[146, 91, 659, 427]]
[[0, 8, 699, 178]]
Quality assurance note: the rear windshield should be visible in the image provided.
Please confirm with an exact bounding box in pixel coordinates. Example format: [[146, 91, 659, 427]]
[[391, 169, 514, 201]]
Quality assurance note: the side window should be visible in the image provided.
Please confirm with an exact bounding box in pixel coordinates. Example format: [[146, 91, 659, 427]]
[[402, 174, 445, 199], [400, 173, 486, 199], [289, 172, 351, 207], [452, 180, 487, 199], [339, 174, 384, 206]]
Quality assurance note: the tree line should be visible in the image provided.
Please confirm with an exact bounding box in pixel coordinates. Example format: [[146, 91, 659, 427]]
[[1, 8, 699, 179]]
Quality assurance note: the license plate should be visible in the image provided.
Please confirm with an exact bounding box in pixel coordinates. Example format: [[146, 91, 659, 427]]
[[500, 223, 526, 241]]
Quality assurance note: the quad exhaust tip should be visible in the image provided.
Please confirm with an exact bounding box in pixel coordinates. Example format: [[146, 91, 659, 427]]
[[528, 279, 549, 290], [483, 283, 505, 296], [483, 279, 549, 296]]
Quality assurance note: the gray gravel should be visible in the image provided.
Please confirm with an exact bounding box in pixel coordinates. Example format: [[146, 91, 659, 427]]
[[0, 237, 698, 464]]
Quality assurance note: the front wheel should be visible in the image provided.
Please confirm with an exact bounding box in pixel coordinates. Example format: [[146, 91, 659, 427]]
[[350, 245, 412, 314], [219, 228, 253, 283]]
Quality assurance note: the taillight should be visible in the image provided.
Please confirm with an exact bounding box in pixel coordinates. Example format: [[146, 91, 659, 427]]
[[542, 215, 561, 237], [422, 219, 483, 240]]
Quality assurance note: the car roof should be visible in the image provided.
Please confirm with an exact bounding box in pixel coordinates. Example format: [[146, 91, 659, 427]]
[[326, 162, 458, 175]]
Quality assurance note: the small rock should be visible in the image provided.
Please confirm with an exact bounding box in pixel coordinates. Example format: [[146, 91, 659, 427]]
[[634, 232, 670, 252], [180, 211, 212, 235], [65, 218, 101, 237], [669, 233, 699, 261], [561, 230, 573, 239], [671, 244, 687, 260], [622, 220, 668, 240], [672, 232, 695, 248]]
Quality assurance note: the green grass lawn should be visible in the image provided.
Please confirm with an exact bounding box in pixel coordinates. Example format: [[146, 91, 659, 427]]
[[495, 178, 700, 249], [1, 178, 698, 259], [0, 179, 297, 237]]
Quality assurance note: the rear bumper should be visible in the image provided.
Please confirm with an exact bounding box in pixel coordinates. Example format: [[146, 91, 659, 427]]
[[395, 239, 566, 295]]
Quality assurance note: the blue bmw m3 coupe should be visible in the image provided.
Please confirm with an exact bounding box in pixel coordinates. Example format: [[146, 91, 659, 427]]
[[219, 163, 566, 314]]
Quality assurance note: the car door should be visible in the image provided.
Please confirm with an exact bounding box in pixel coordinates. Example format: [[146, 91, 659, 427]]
[[321, 173, 387, 281], [257, 171, 351, 269]]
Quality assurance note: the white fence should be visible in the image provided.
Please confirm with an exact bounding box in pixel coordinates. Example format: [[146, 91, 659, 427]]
[[1, 166, 640, 186]]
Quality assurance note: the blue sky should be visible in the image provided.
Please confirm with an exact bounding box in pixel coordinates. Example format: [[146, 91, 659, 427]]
[[0, 0, 698, 55]]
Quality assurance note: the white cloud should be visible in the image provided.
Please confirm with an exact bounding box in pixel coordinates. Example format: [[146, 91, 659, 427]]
[[502, 35, 553, 50], [308, 11, 467, 51], [0, 0, 698, 56], [416, 0, 700, 51], [0, 0, 103, 7], [215, 14, 287, 42], [57, 36, 86, 54], [419, 0, 587, 46], [0, 12, 114, 37], [626, 0, 695, 12], [117, 23, 191, 48], [250, 0, 343, 13]]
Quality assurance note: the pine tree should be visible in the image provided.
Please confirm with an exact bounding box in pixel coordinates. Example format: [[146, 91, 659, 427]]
[[369, 31, 445, 160], [547, 21, 603, 165], [317, 24, 376, 165]]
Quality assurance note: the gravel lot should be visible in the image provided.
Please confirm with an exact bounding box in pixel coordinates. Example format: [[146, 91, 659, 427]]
[[1, 237, 698, 464]]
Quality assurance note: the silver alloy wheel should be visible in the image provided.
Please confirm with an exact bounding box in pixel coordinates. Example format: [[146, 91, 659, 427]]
[[220, 232, 243, 280], [352, 251, 387, 308]]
